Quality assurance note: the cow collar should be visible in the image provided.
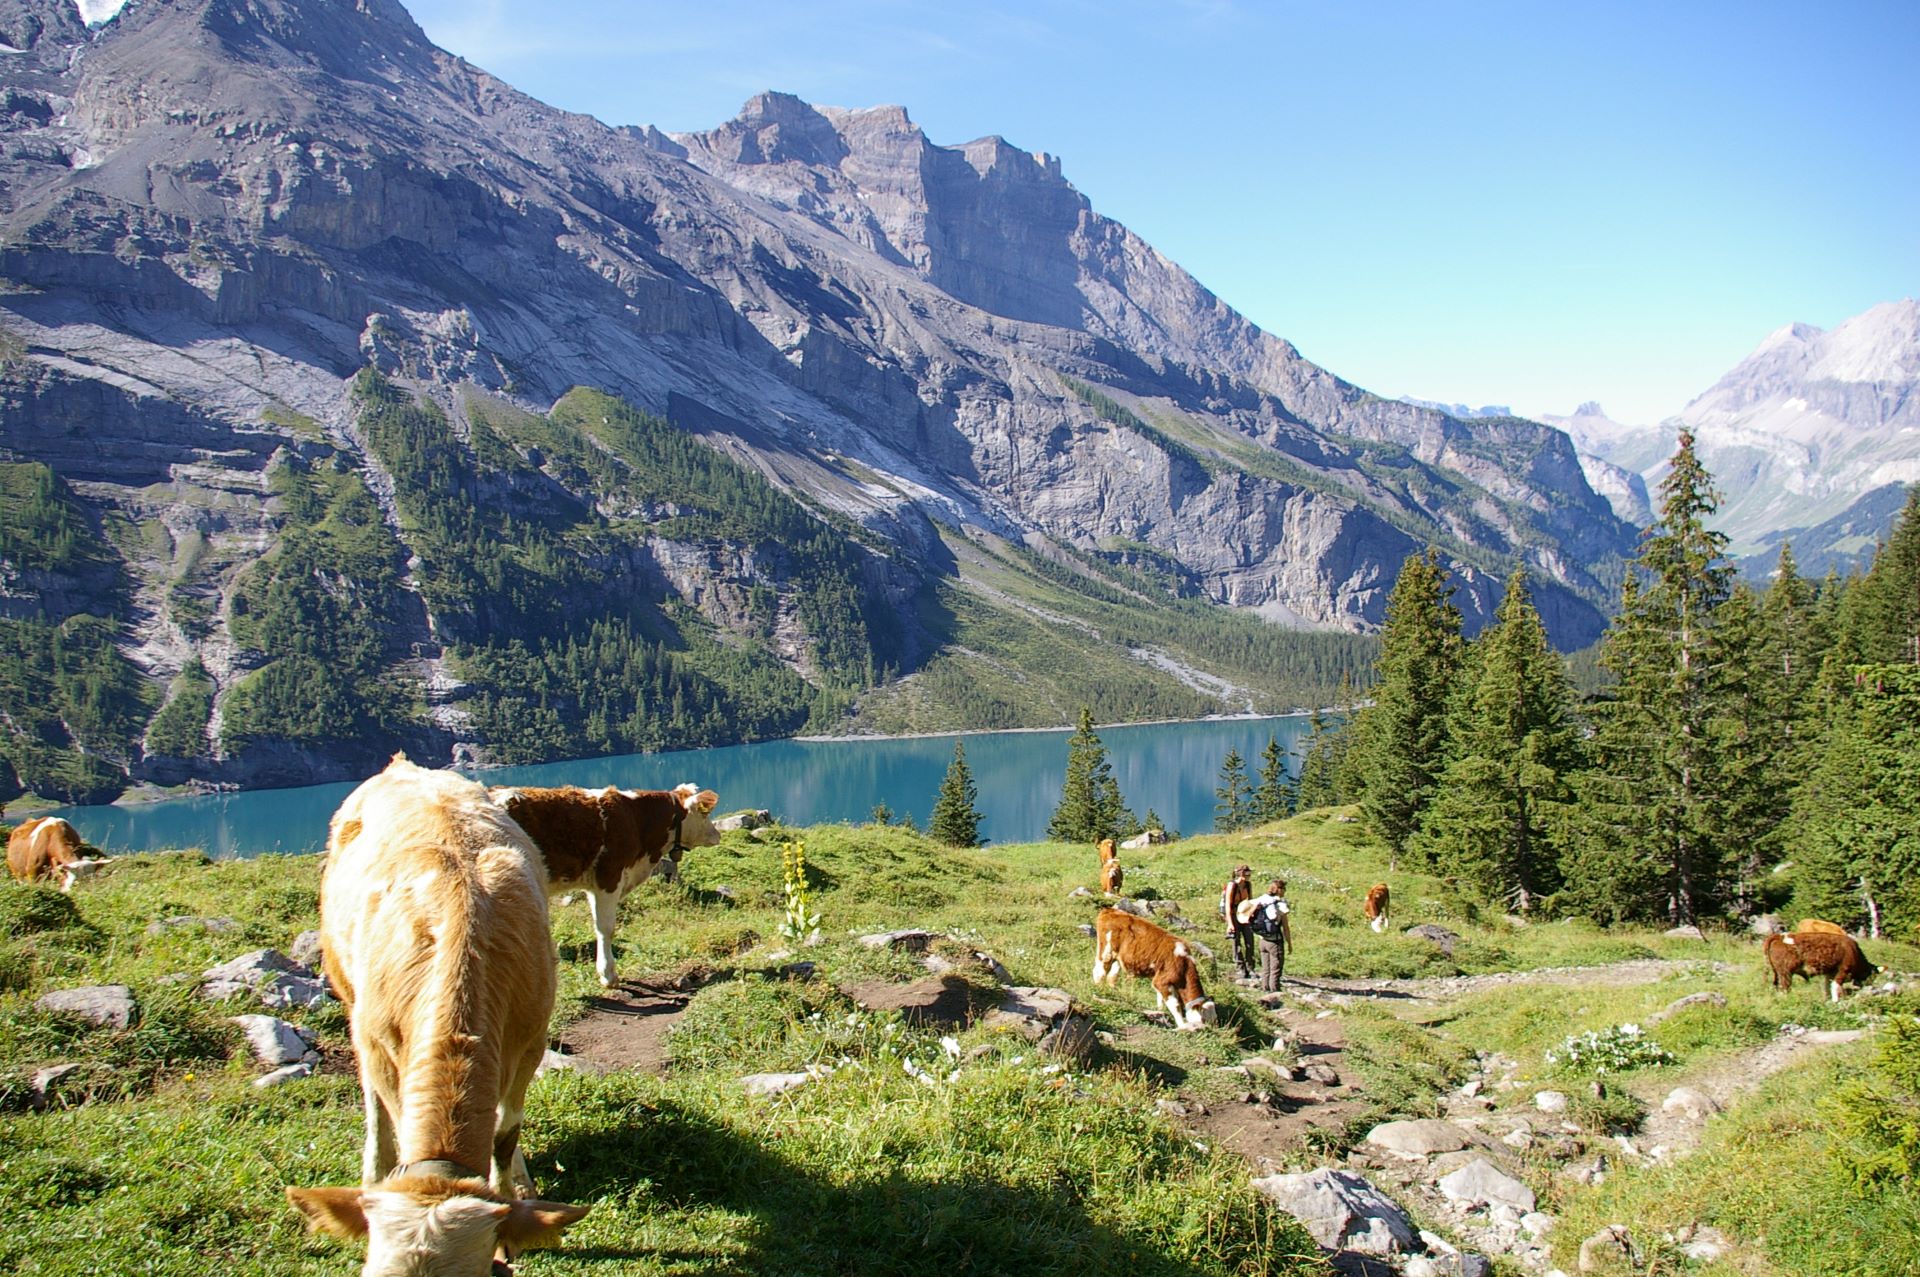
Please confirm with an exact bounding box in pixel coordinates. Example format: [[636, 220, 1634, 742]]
[[389, 1157, 489, 1185], [669, 806, 689, 857]]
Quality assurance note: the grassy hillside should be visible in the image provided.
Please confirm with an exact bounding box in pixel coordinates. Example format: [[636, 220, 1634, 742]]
[[2, 810, 1914, 1275]]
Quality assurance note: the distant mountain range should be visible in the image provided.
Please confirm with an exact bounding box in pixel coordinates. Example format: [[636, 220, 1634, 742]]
[[1542, 300, 1920, 571], [0, 0, 1759, 801]]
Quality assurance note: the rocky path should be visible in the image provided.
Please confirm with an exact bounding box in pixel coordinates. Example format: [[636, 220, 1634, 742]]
[[1630, 1026, 1867, 1158], [1287, 957, 1734, 1003]]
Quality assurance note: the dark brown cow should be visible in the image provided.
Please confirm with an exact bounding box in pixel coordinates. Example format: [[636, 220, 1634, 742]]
[[490, 782, 719, 986], [1763, 930, 1877, 1001], [1092, 907, 1216, 1030]]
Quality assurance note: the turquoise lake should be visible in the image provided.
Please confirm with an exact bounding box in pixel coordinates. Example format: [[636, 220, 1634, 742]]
[[42, 715, 1313, 858]]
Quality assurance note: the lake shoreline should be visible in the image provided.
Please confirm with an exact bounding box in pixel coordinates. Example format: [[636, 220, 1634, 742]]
[[794, 708, 1309, 745]]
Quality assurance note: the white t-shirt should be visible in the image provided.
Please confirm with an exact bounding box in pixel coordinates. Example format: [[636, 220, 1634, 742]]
[[1250, 894, 1291, 934]]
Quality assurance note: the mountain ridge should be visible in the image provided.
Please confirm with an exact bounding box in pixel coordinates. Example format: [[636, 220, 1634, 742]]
[[0, 0, 1635, 800]]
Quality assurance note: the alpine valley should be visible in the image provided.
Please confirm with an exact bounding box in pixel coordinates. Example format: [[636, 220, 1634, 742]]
[[0, 0, 1645, 802]]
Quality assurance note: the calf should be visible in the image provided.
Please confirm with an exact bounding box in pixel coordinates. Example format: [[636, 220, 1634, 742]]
[[1099, 840, 1124, 895], [287, 755, 587, 1275], [1763, 930, 1877, 1001], [490, 782, 720, 986], [1092, 907, 1217, 1030], [6, 816, 101, 891], [1364, 883, 1391, 933]]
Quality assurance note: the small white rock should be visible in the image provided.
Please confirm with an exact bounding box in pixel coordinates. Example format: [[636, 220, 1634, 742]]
[[252, 1060, 315, 1088], [1534, 1089, 1569, 1113]]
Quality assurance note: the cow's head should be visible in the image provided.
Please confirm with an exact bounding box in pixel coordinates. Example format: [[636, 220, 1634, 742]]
[[287, 1174, 588, 1276], [668, 783, 722, 855]]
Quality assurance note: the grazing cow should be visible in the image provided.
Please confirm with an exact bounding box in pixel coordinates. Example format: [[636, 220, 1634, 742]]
[[6, 816, 100, 891], [1091, 907, 1217, 1030], [1364, 883, 1391, 933], [1098, 838, 1124, 894], [490, 782, 721, 986], [1793, 917, 1850, 938], [1763, 930, 1877, 1001], [287, 756, 587, 1274]]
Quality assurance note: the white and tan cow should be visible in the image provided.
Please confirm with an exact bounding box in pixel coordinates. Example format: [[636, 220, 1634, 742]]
[[6, 816, 105, 891], [287, 756, 587, 1275], [1092, 907, 1217, 1030], [490, 781, 721, 986], [1364, 883, 1391, 933]]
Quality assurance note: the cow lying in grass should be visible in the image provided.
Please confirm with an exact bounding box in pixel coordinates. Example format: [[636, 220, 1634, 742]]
[[1793, 917, 1849, 938], [6, 816, 107, 892], [288, 755, 587, 1275], [1364, 882, 1391, 933], [1092, 907, 1216, 1030], [490, 781, 720, 986], [1764, 929, 1877, 1001], [1098, 837, 1123, 894]]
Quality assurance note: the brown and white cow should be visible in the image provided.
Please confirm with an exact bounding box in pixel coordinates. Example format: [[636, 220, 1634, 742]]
[[490, 782, 720, 986], [287, 755, 587, 1275], [6, 816, 102, 891], [1092, 907, 1217, 1030], [1763, 929, 1877, 1001], [1364, 883, 1391, 933], [1098, 838, 1124, 894]]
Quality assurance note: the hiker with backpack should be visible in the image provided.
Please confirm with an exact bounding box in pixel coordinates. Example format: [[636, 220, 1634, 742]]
[[1242, 877, 1293, 992], [1220, 864, 1254, 982]]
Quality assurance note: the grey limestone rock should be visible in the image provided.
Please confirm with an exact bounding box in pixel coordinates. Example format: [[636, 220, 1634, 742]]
[[1249, 1167, 1416, 1255], [1365, 1118, 1473, 1158], [228, 1013, 318, 1067], [1436, 1158, 1537, 1213], [1404, 924, 1460, 956], [35, 984, 136, 1030]]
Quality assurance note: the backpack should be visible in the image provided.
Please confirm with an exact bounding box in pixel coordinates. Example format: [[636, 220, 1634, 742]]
[[1250, 900, 1285, 938]]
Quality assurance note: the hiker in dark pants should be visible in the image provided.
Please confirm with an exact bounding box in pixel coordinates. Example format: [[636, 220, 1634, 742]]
[[1247, 877, 1292, 993], [1220, 864, 1254, 982]]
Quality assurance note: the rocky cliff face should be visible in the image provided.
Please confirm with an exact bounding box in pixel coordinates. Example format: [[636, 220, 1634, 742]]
[[0, 0, 1636, 797]]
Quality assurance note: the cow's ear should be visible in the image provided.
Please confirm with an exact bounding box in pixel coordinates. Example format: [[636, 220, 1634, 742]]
[[695, 789, 719, 813], [498, 1199, 591, 1249], [286, 1186, 369, 1238]]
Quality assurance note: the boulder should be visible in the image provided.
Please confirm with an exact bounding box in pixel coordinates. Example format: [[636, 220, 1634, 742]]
[[1647, 990, 1727, 1026], [1404, 924, 1459, 956], [288, 930, 325, 969], [1577, 1225, 1637, 1273], [1660, 1086, 1721, 1122], [982, 986, 1077, 1042], [199, 949, 334, 1009], [536, 1049, 606, 1078], [1436, 1158, 1536, 1212], [1365, 1119, 1472, 1158], [35, 984, 137, 1030], [1303, 1062, 1341, 1087], [858, 929, 938, 952], [1119, 830, 1163, 850], [1534, 1090, 1569, 1113], [228, 1014, 318, 1066], [713, 809, 772, 832], [741, 1070, 816, 1098], [1521, 1211, 1556, 1237], [252, 1061, 316, 1089], [1664, 924, 1705, 940], [1250, 1168, 1416, 1255]]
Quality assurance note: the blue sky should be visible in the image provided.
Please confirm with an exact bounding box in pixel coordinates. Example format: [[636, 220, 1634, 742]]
[[404, 0, 1919, 426]]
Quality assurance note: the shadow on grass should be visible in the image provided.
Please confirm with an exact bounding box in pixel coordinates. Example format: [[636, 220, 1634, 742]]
[[532, 1095, 1256, 1277]]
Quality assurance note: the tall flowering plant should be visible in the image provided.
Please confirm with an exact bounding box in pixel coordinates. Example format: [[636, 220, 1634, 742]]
[[778, 840, 822, 944]]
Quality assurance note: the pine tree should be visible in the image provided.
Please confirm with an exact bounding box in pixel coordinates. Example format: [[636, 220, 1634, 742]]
[[928, 739, 983, 847], [1294, 708, 1338, 811], [1353, 548, 1463, 860], [1846, 484, 1920, 665], [1569, 430, 1735, 924], [1253, 734, 1295, 823], [1410, 570, 1580, 911], [1214, 747, 1253, 832], [1048, 707, 1133, 843]]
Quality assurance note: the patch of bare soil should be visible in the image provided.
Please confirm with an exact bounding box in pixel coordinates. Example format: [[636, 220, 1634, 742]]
[[1291, 958, 1734, 1003], [841, 975, 992, 1031], [1167, 1005, 1372, 1174], [557, 976, 699, 1073]]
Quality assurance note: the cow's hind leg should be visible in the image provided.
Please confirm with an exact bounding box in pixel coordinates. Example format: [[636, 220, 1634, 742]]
[[588, 890, 621, 987]]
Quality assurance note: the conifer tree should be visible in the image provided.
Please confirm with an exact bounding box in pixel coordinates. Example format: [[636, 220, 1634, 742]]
[[1048, 707, 1133, 843], [1214, 747, 1253, 832], [1294, 708, 1338, 811], [928, 739, 983, 847], [1410, 570, 1580, 911], [1253, 734, 1295, 823], [1569, 431, 1735, 924], [1846, 484, 1920, 665], [1353, 548, 1462, 859]]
